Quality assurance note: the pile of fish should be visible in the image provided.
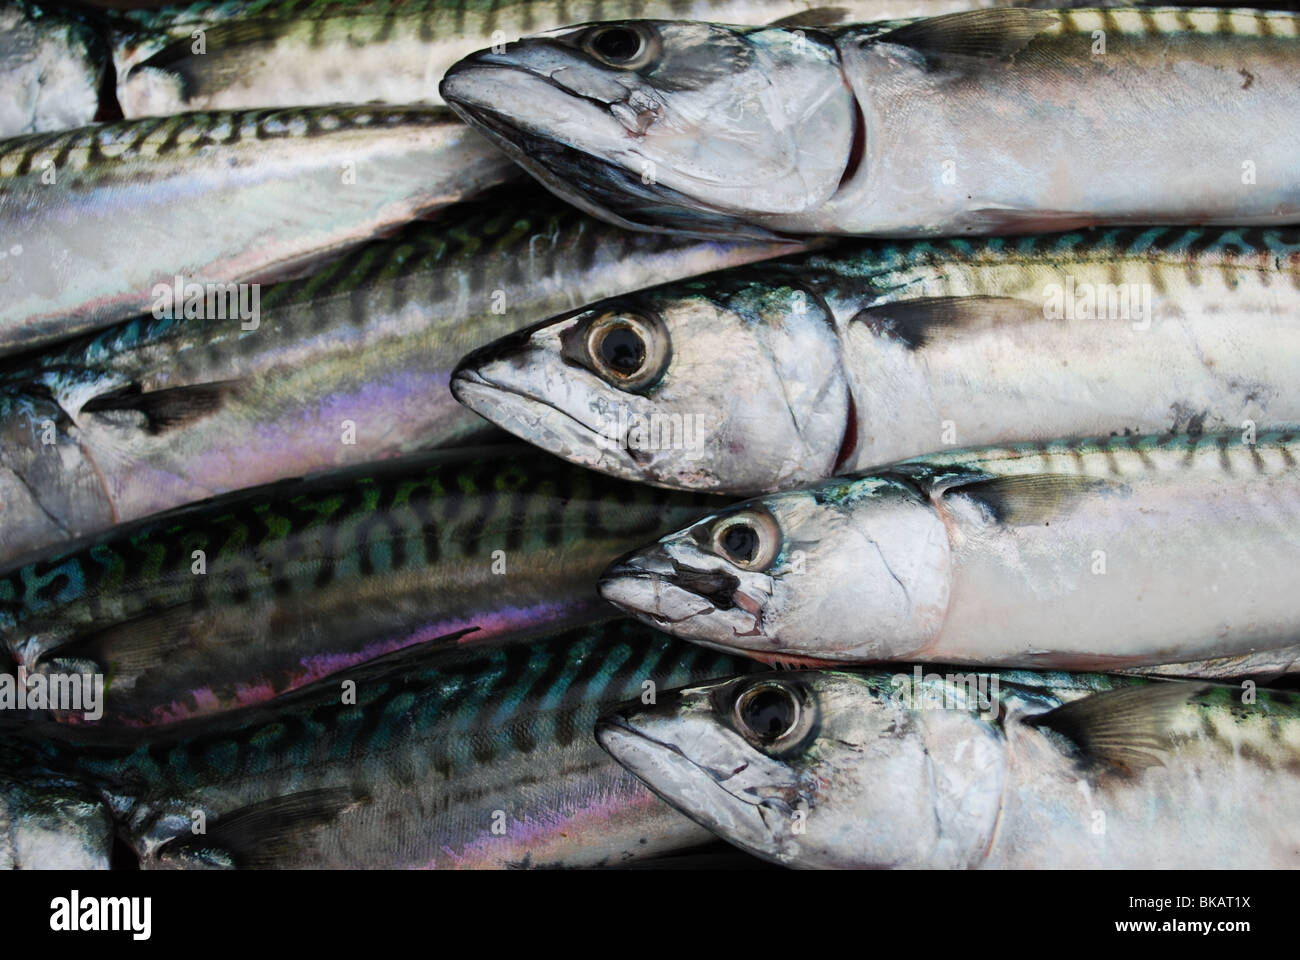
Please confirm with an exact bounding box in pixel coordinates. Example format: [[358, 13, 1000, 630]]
[[2, 0, 1299, 870]]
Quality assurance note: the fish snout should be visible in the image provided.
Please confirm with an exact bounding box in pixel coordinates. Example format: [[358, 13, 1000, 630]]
[[452, 325, 541, 390], [600, 545, 744, 627], [601, 544, 677, 582]]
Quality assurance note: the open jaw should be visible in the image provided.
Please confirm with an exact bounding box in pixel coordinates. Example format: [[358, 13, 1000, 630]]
[[595, 715, 770, 843], [450, 367, 646, 479]]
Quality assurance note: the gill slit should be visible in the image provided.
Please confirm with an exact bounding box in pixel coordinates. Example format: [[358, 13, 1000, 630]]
[[835, 91, 866, 195]]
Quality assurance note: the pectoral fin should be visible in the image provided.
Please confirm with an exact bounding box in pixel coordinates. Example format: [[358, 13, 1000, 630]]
[[769, 7, 852, 27], [155, 788, 366, 869], [849, 295, 1043, 351], [875, 8, 1060, 62], [80, 380, 239, 433], [946, 473, 1109, 526], [37, 605, 214, 686], [128, 22, 293, 100], [1030, 682, 1207, 773]]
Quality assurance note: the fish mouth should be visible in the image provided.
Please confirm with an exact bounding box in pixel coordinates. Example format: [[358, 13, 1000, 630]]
[[602, 555, 740, 613], [450, 366, 649, 482], [600, 558, 721, 625], [599, 551, 774, 656], [442, 59, 657, 230], [441, 59, 782, 241], [438, 78, 533, 156], [595, 714, 772, 847]]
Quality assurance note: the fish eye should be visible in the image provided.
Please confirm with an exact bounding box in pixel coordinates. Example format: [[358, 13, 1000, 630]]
[[710, 510, 780, 571], [583, 24, 658, 70], [600, 326, 644, 375], [592, 26, 641, 61], [734, 681, 800, 744], [584, 312, 669, 391]]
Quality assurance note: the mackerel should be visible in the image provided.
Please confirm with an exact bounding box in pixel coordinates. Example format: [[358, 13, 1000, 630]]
[[1118, 645, 1300, 682], [0, 0, 108, 137], [599, 430, 1300, 669], [598, 668, 1300, 868], [442, 7, 1300, 238], [0, 185, 791, 566], [108, 0, 1031, 117], [0, 445, 719, 727], [0, 775, 113, 869], [4, 620, 755, 869], [453, 226, 1300, 494], [0, 105, 516, 355]]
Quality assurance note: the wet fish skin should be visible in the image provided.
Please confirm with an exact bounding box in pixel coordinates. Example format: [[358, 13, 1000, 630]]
[[1119, 644, 1300, 682], [0, 185, 795, 567], [599, 430, 1300, 670], [0, 775, 113, 870], [0, 105, 518, 355], [597, 668, 1300, 868], [442, 8, 1300, 238], [108, 0, 1022, 117], [0, 445, 722, 728], [7, 620, 755, 869], [0, 0, 107, 137], [453, 226, 1300, 494]]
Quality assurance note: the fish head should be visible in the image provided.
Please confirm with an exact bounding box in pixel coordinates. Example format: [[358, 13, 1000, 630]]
[[598, 476, 951, 663], [597, 669, 1006, 868], [440, 21, 854, 237], [0, 778, 115, 870], [450, 280, 849, 493]]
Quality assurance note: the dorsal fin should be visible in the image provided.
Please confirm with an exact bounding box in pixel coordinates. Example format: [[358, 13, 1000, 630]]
[[874, 8, 1059, 61]]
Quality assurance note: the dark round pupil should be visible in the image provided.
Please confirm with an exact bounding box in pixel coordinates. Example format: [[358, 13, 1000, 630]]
[[600, 326, 645, 375], [721, 523, 759, 563], [593, 27, 641, 62], [741, 688, 795, 741]]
